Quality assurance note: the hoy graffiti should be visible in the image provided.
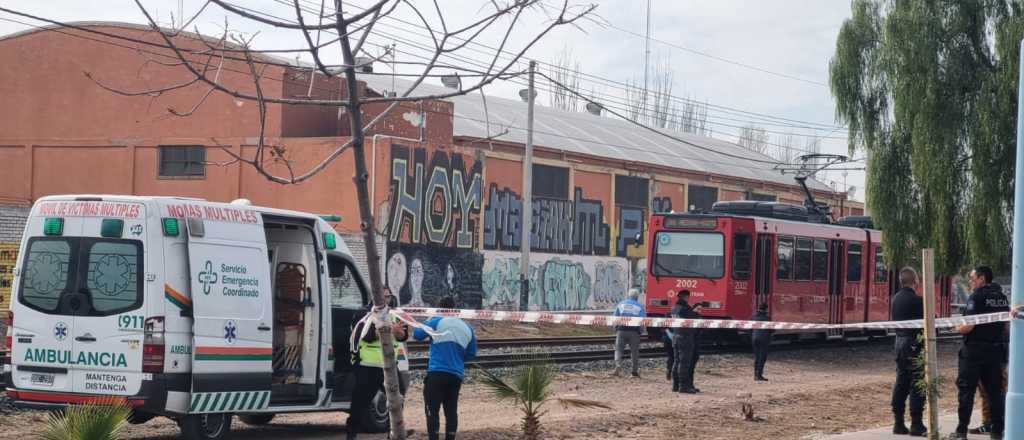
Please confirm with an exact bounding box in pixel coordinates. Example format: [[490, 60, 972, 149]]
[[483, 186, 610, 255], [388, 145, 483, 249]]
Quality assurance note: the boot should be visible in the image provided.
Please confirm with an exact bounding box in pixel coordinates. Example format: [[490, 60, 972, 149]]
[[893, 412, 909, 435], [909, 414, 926, 437]]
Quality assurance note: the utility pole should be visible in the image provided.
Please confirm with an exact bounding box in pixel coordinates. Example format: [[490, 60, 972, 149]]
[[1003, 38, 1024, 440], [921, 249, 940, 439], [519, 60, 536, 311]]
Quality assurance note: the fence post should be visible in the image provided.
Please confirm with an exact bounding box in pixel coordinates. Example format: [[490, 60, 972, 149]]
[[921, 248, 940, 439]]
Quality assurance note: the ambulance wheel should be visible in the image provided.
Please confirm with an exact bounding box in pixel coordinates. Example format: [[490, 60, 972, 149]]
[[179, 413, 232, 440], [238, 414, 275, 426], [362, 388, 390, 433]]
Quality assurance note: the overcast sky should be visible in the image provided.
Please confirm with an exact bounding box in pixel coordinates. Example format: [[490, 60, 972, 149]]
[[0, 0, 863, 201]]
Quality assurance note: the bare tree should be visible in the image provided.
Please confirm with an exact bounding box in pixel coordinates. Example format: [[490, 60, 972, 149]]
[[774, 131, 799, 164], [738, 124, 770, 155], [67, 1, 594, 438], [677, 98, 709, 136], [624, 55, 709, 136], [549, 45, 581, 112]]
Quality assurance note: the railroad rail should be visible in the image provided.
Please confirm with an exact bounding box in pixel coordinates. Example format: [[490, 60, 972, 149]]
[[407, 334, 962, 370]]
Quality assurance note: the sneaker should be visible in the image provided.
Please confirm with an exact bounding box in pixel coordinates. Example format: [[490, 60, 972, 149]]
[[969, 425, 992, 434]]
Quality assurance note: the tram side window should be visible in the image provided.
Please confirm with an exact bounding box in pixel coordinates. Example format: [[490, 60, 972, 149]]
[[873, 246, 888, 283], [776, 236, 794, 280], [847, 243, 863, 282], [732, 234, 752, 280], [812, 239, 828, 281], [794, 238, 813, 281]]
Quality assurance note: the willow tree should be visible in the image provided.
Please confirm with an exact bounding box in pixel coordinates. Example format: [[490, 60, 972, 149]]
[[829, 0, 1024, 274]]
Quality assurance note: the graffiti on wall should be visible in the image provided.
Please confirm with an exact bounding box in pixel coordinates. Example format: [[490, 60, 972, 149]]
[[616, 206, 646, 257], [386, 242, 483, 309], [388, 144, 483, 249], [481, 251, 630, 311], [483, 186, 610, 255]]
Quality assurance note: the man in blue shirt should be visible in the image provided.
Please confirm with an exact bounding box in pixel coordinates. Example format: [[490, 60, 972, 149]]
[[613, 288, 646, 377], [413, 296, 477, 440]]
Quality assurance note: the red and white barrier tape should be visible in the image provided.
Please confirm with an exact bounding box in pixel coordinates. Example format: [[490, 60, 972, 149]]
[[394, 307, 1012, 331]]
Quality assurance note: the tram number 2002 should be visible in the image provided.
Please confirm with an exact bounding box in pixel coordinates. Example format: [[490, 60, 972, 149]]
[[675, 279, 698, 289]]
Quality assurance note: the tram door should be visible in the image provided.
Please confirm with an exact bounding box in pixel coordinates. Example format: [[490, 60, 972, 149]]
[[827, 240, 845, 337], [754, 235, 773, 310]]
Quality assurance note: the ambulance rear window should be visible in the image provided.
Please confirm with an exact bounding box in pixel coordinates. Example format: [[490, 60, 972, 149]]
[[18, 237, 143, 316]]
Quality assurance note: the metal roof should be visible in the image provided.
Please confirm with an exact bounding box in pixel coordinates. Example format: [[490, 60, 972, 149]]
[[360, 74, 830, 191]]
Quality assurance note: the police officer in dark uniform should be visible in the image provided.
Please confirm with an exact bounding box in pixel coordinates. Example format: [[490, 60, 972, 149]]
[[751, 303, 772, 382], [890, 267, 926, 436], [670, 290, 703, 394], [951, 266, 1009, 440]]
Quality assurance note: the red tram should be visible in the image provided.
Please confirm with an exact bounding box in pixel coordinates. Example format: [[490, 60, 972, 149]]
[[644, 202, 952, 338]]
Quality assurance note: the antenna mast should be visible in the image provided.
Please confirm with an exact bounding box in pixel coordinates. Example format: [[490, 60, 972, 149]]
[[642, 0, 652, 124]]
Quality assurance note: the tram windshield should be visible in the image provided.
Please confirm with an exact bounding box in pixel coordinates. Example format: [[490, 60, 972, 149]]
[[652, 232, 724, 278]]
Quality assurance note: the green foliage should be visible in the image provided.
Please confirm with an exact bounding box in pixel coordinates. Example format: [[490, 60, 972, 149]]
[[830, 0, 1024, 274], [477, 357, 611, 440], [40, 398, 131, 440]]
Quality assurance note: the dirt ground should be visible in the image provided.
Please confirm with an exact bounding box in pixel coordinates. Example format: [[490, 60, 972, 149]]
[[0, 342, 970, 440]]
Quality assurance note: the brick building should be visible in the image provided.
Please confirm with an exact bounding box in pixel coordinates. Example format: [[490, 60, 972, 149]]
[[0, 23, 862, 313]]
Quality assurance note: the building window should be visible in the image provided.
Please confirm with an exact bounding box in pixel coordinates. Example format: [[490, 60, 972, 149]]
[[532, 164, 569, 199], [812, 239, 828, 281], [746, 192, 777, 202], [615, 175, 649, 207], [688, 184, 718, 212], [159, 145, 206, 177], [776, 236, 793, 280], [847, 242, 862, 282], [794, 237, 812, 281]]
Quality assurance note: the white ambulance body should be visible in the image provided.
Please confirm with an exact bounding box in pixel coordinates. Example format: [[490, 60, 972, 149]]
[[3, 195, 407, 439]]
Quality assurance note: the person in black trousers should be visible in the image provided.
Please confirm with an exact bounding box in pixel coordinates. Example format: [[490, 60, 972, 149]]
[[889, 267, 926, 437], [751, 303, 772, 381], [670, 290, 703, 394], [950, 266, 1009, 440]]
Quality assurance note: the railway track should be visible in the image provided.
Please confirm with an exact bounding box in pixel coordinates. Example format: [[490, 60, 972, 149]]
[[408, 334, 962, 370]]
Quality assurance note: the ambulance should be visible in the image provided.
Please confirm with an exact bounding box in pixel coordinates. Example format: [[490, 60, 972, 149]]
[[2, 195, 409, 439]]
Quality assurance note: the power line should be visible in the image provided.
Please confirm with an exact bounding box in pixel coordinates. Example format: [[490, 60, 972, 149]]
[[223, 0, 839, 157], [0, 15, 807, 176], [295, 0, 847, 131]]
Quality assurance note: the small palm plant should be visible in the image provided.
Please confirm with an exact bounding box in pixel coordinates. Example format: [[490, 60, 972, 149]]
[[478, 359, 611, 440], [40, 397, 131, 440]]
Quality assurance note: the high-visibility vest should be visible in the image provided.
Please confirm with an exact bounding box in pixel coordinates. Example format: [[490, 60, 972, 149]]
[[355, 319, 409, 370]]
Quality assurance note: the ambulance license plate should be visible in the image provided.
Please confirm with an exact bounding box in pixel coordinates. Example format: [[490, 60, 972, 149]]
[[30, 373, 54, 386]]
